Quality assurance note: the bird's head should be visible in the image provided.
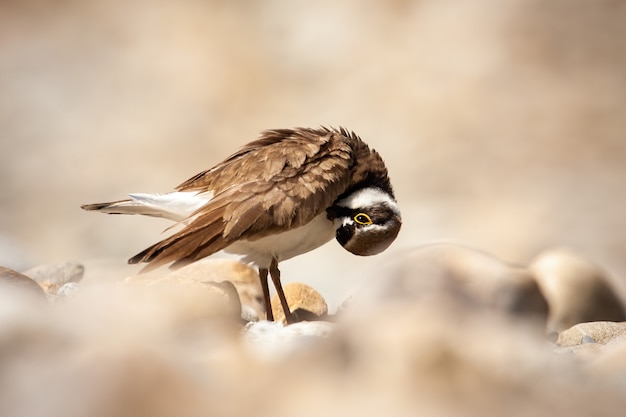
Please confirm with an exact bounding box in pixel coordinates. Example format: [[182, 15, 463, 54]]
[[327, 187, 402, 256]]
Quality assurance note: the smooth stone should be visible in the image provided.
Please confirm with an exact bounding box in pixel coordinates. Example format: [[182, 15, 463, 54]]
[[0, 266, 47, 301], [125, 274, 242, 324], [363, 243, 549, 320], [557, 322, 626, 347], [56, 282, 80, 299], [243, 320, 334, 359], [554, 343, 605, 359], [530, 248, 626, 332], [587, 339, 626, 377], [162, 258, 264, 321], [241, 305, 260, 322], [270, 282, 328, 324], [245, 320, 334, 340], [23, 261, 84, 295]]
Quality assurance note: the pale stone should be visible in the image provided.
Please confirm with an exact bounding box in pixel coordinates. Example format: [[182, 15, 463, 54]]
[[557, 322, 626, 347], [56, 282, 80, 299], [162, 258, 264, 321], [587, 340, 626, 377], [530, 248, 626, 332], [243, 320, 334, 359], [23, 261, 84, 295], [125, 274, 242, 324], [0, 266, 47, 301], [270, 282, 328, 325], [361, 243, 549, 320]]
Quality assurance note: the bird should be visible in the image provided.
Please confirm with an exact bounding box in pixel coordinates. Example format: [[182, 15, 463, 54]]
[[81, 127, 402, 323]]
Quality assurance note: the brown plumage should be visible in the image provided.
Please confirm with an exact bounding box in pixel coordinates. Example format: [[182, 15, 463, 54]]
[[82, 127, 400, 323], [126, 127, 392, 269]]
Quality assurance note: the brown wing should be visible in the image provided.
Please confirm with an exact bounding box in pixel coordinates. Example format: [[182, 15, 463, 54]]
[[129, 127, 356, 270]]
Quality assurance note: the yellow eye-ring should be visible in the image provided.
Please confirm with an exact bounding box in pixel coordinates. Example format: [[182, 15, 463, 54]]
[[354, 213, 373, 225]]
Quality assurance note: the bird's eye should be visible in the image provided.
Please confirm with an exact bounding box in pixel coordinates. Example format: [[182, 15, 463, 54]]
[[354, 213, 373, 225]]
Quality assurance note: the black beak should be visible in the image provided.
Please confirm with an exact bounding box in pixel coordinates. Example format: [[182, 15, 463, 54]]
[[336, 224, 355, 247]]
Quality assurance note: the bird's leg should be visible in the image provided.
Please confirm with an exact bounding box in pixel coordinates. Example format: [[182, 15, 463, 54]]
[[258, 267, 274, 321], [269, 257, 296, 324]]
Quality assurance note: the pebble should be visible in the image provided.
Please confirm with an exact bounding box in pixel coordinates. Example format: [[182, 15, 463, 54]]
[[161, 258, 265, 321], [557, 321, 626, 347], [23, 261, 84, 295], [3, 248, 626, 417], [243, 320, 334, 359], [56, 282, 80, 299], [362, 243, 549, 321], [586, 340, 626, 377], [124, 273, 243, 324], [270, 282, 328, 324], [530, 248, 626, 332], [0, 266, 47, 301]]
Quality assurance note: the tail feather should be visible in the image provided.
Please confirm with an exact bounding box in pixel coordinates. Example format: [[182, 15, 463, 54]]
[[80, 199, 177, 219], [83, 190, 225, 271], [127, 207, 229, 271], [81, 201, 125, 211], [81, 191, 213, 222]]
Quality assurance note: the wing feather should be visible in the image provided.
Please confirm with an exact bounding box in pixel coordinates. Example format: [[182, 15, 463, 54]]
[[129, 127, 357, 269]]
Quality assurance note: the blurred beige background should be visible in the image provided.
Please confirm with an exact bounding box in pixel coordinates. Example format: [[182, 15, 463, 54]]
[[1, 0, 625, 307]]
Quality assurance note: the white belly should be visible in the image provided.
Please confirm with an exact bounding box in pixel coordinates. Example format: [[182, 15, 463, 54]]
[[224, 213, 336, 268]]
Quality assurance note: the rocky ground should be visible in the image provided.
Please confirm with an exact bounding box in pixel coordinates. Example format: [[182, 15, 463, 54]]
[[2, 1, 626, 416], [1, 244, 626, 417]]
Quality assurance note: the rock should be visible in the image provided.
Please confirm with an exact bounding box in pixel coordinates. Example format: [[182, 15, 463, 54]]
[[360, 243, 549, 320], [270, 282, 328, 324], [241, 305, 260, 322], [23, 261, 84, 295], [0, 266, 47, 301], [243, 320, 334, 359], [56, 282, 80, 299], [125, 274, 242, 324], [161, 258, 264, 321], [530, 248, 626, 332], [587, 340, 626, 377], [328, 292, 599, 417], [557, 322, 626, 347]]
